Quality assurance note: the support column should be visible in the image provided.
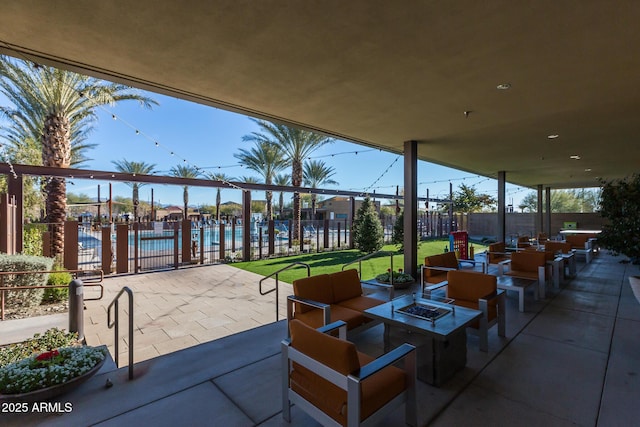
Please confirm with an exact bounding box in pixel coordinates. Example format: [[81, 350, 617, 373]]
[[536, 184, 543, 234], [242, 190, 251, 261], [403, 140, 418, 279], [349, 197, 355, 249], [545, 186, 552, 236], [497, 171, 506, 243], [7, 174, 23, 253]]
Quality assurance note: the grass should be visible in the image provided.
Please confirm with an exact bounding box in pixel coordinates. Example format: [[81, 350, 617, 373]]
[[233, 239, 487, 284]]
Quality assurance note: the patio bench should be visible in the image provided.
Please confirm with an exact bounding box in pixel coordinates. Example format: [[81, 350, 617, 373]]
[[287, 269, 391, 336]]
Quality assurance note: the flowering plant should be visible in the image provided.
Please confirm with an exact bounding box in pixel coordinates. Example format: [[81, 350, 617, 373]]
[[375, 268, 414, 284], [0, 346, 106, 395]]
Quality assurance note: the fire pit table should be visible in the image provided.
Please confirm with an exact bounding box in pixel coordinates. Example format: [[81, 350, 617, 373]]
[[364, 294, 481, 386]]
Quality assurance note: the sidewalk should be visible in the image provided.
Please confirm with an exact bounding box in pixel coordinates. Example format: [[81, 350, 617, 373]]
[[1, 264, 282, 366]]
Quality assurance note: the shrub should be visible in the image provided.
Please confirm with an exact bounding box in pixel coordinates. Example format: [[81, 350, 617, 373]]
[[352, 197, 384, 253], [0, 328, 79, 368], [22, 223, 48, 256], [0, 254, 54, 310], [42, 266, 72, 303]]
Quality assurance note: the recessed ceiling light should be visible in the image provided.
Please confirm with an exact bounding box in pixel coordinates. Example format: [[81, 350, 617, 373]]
[[584, 168, 592, 172], [496, 83, 511, 90], [570, 155, 581, 160], [547, 134, 559, 139]]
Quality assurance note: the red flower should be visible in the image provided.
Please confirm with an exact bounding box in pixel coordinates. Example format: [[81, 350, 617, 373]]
[[36, 350, 60, 361]]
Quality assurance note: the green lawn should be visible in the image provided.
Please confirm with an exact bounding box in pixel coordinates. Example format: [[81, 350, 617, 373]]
[[232, 239, 487, 284]]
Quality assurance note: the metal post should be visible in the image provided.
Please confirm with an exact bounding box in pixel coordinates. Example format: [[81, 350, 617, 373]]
[[69, 279, 84, 341]]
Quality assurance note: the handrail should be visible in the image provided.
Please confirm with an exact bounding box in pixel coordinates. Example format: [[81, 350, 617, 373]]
[[0, 269, 104, 320], [259, 262, 310, 322], [107, 286, 134, 380], [342, 251, 396, 286]]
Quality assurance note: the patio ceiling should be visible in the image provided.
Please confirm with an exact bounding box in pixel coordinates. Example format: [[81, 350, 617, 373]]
[[1, 1, 639, 189]]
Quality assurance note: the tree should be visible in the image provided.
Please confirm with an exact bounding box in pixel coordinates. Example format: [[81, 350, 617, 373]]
[[234, 140, 287, 220], [519, 189, 601, 213], [242, 119, 333, 238], [452, 184, 496, 213], [0, 56, 156, 256], [303, 160, 338, 219], [598, 175, 640, 261], [392, 210, 404, 249], [207, 172, 235, 221], [112, 159, 156, 221], [352, 197, 384, 253], [273, 174, 290, 218], [170, 164, 201, 218]]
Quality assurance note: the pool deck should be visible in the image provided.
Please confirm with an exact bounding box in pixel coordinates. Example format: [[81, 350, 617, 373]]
[[1, 252, 639, 426]]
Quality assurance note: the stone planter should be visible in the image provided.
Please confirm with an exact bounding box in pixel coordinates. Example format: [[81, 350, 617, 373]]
[[0, 347, 107, 403], [629, 276, 640, 304]]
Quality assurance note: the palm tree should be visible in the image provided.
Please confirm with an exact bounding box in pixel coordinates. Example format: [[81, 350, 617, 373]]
[[234, 141, 287, 220], [242, 119, 333, 238], [112, 160, 157, 221], [303, 160, 338, 219], [207, 172, 235, 221], [169, 164, 201, 219], [273, 174, 290, 218], [0, 56, 157, 256]]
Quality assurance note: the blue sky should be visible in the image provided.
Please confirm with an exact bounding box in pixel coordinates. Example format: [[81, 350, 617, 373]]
[[2, 89, 532, 210]]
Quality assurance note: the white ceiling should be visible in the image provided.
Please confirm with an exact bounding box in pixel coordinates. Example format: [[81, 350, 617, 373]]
[[1, 1, 639, 189]]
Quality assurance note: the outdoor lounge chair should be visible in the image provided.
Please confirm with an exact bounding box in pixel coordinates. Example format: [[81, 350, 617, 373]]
[[287, 269, 390, 336], [498, 250, 551, 298], [423, 270, 506, 352], [420, 251, 460, 286], [485, 242, 511, 271], [282, 319, 417, 427]]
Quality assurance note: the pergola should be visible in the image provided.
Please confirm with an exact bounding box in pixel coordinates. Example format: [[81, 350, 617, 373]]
[[1, 1, 639, 275]]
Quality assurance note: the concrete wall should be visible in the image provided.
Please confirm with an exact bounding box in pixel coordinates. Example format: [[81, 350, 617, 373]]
[[465, 212, 604, 240]]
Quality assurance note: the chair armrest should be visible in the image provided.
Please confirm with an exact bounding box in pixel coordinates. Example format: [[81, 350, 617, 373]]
[[317, 320, 347, 339], [286, 295, 331, 334], [422, 266, 457, 273], [287, 295, 330, 311], [423, 280, 448, 296], [354, 343, 416, 381], [479, 288, 505, 303], [360, 280, 395, 300]]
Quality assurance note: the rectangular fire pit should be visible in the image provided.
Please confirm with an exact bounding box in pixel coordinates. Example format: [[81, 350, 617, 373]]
[[395, 302, 451, 323]]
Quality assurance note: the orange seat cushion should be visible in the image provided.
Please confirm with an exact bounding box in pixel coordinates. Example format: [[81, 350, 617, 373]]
[[565, 234, 588, 249], [423, 252, 459, 283], [337, 295, 385, 314], [330, 269, 363, 303], [293, 305, 365, 330]]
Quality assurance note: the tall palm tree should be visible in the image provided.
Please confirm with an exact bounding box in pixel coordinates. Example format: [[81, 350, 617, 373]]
[[207, 172, 235, 221], [234, 141, 287, 220], [242, 119, 333, 238], [112, 159, 157, 221], [170, 164, 201, 219], [0, 56, 157, 256], [303, 160, 338, 219], [273, 173, 290, 218]]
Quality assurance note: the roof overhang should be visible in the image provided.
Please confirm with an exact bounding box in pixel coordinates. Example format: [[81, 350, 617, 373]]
[[1, 1, 639, 189]]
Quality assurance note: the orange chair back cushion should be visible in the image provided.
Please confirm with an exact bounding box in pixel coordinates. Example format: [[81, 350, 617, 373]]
[[424, 252, 458, 277], [289, 319, 359, 425], [565, 234, 588, 247], [545, 241, 572, 254], [330, 269, 363, 303], [293, 274, 334, 313], [511, 251, 546, 272], [446, 270, 496, 302]]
